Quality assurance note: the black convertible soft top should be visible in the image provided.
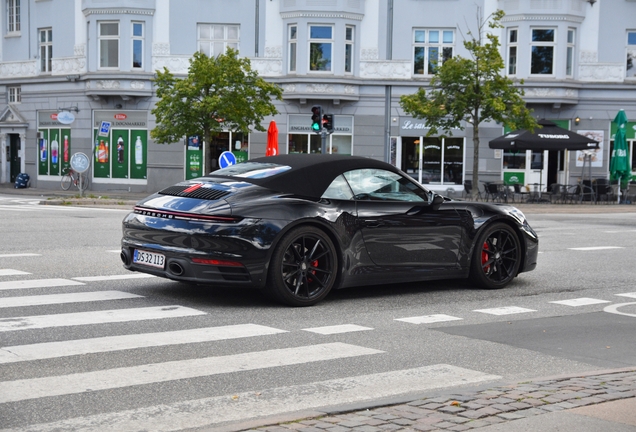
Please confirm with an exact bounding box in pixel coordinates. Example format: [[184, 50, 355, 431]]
[[209, 154, 403, 198]]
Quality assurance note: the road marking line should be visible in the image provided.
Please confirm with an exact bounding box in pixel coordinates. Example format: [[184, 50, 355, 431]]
[[549, 298, 611, 307], [568, 246, 624, 251], [0, 343, 384, 404], [0, 324, 287, 364], [0, 253, 41, 258], [0, 278, 85, 291], [0, 306, 206, 332], [473, 306, 537, 316], [395, 314, 463, 324], [0, 269, 31, 276], [0, 290, 142, 309], [4, 365, 499, 432], [604, 302, 636, 318], [603, 230, 636, 233], [303, 324, 373, 334], [73, 274, 156, 281], [616, 292, 636, 299]]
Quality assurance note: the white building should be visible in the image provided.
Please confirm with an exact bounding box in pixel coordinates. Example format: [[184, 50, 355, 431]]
[[1, 0, 634, 196]]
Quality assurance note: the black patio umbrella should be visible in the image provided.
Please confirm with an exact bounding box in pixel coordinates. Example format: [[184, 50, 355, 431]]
[[489, 119, 600, 200], [489, 119, 599, 151]]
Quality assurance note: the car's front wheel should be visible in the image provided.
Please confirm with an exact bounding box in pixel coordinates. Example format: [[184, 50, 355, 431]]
[[267, 226, 338, 306], [470, 223, 521, 289]]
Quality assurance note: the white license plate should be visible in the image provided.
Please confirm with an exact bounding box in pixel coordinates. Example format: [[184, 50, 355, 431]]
[[133, 249, 165, 269]]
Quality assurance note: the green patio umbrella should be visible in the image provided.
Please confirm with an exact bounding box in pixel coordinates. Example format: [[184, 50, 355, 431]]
[[610, 110, 631, 203]]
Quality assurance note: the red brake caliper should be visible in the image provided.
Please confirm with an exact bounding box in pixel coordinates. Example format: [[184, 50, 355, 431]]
[[307, 260, 319, 282], [481, 242, 490, 273]]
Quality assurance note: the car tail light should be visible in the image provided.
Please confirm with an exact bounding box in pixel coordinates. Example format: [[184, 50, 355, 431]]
[[134, 206, 241, 223], [191, 257, 244, 267]]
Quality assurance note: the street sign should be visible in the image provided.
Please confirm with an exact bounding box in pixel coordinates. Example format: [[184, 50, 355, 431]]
[[219, 151, 237, 169], [98, 121, 111, 137], [70, 152, 90, 173]]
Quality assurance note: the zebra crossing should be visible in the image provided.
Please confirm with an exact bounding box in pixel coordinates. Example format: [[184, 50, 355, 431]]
[[0, 197, 126, 213], [2, 265, 635, 431]]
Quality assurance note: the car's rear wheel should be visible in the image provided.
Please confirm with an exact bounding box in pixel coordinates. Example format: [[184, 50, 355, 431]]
[[267, 226, 338, 306], [470, 223, 521, 289]]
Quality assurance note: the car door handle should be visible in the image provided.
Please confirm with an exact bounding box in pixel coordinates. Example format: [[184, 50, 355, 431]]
[[364, 220, 383, 228]]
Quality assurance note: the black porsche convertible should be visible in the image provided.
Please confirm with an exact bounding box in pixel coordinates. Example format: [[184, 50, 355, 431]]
[[121, 154, 538, 306]]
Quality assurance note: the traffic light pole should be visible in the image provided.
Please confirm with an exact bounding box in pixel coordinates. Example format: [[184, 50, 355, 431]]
[[320, 130, 327, 154]]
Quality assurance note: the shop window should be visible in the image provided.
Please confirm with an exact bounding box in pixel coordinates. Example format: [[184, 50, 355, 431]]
[[503, 150, 526, 169], [288, 25, 297, 72], [7, 0, 20, 33], [345, 26, 354, 74], [627, 31, 636, 78], [132, 22, 144, 69], [309, 25, 333, 72], [530, 28, 555, 75], [530, 150, 543, 169], [198, 24, 239, 57], [413, 29, 454, 75], [443, 138, 463, 185], [566, 28, 575, 77], [39, 28, 52, 73], [8, 86, 21, 103], [99, 21, 119, 69], [507, 28, 517, 75]]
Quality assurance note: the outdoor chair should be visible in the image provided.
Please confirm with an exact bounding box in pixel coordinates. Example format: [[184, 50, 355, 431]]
[[548, 183, 566, 204], [462, 180, 481, 200], [564, 184, 581, 203], [484, 182, 505, 202], [594, 179, 616, 203]]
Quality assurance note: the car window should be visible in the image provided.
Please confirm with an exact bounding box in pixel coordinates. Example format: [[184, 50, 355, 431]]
[[343, 169, 428, 202], [321, 174, 355, 200]]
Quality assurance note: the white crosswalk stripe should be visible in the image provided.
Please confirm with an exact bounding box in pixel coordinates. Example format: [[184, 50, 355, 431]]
[[0, 269, 31, 276], [0, 306, 206, 332], [0, 324, 287, 364], [0, 290, 142, 309], [0, 278, 84, 291], [0, 343, 383, 404]]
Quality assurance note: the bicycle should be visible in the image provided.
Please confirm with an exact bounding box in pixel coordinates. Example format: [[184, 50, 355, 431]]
[[61, 167, 89, 191]]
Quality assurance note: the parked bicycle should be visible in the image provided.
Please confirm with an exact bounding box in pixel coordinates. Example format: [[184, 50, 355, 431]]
[[61, 167, 89, 191]]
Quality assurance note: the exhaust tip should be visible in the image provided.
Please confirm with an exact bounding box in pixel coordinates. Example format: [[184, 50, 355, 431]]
[[168, 262, 184, 276], [120, 249, 132, 267]]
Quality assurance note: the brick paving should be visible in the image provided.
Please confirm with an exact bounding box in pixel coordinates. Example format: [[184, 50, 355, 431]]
[[250, 370, 636, 432]]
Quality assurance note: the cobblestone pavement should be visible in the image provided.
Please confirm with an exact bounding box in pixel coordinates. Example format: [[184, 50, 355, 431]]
[[249, 370, 636, 432]]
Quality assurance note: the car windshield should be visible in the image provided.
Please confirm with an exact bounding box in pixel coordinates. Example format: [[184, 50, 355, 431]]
[[213, 162, 292, 179]]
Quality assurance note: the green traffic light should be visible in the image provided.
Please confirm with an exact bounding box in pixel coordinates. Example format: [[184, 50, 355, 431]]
[[312, 122, 320, 131]]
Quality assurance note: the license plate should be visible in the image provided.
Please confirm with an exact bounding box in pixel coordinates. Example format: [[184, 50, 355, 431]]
[[133, 249, 165, 269]]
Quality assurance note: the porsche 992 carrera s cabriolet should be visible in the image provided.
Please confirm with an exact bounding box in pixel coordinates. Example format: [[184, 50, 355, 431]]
[[121, 154, 538, 306]]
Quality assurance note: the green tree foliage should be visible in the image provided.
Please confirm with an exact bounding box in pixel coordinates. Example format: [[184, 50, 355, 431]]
[[399, 9, 537, 200], [151, 49, 283, 172]]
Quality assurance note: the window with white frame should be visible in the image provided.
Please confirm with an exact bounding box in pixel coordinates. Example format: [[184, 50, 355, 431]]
[[198, 24, 239, 57], [7, 0, 20, 33], [132, 22, 144, 69], [288, 25, 297, 72], [39, 28, 52, 73], [507, 28, 517, 75], [345, 26, 354, 74], [530, 28, 555, 75], [309, 25, 333, 72], [627, 31, 636, 78], [99, 21, 119, 69], [413, 29, 454, 75], [566, 28, 575, 77], [8, 86, 21, 103]]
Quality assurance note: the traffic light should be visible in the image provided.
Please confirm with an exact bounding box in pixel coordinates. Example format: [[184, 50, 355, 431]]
[[311, 105, 322, 132], [322, 114, 334, 133]]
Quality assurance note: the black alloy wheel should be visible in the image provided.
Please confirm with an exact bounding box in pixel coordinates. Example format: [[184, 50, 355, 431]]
[[267, 226, 338, 306], [470, 223, 521, 289]]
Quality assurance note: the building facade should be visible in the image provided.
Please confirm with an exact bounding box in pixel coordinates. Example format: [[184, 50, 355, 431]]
[[1, 0, 635, 196]]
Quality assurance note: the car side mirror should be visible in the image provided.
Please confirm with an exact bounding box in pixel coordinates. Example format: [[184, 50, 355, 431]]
[[430, 193, 445, 211]]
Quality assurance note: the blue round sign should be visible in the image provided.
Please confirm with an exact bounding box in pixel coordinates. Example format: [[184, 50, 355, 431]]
[[219, 151, 237, 168]]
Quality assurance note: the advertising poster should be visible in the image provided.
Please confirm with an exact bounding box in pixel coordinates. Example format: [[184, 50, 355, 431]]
[[129, 130, 147, 179], [185, 135, 203, 180], [575, 130, 604, 167], [38, 130, 49, 176], [111, 130, 129, 179], [37, 112, 72, 176], [93, 130, 111, 178]]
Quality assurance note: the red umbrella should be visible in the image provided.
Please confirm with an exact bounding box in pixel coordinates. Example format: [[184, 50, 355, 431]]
[[266, 121, 279, 156]]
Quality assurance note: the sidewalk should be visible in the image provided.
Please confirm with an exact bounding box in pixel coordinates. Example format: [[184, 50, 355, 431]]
[[236, 368, 636, 432], [2, 184, 636, 214]]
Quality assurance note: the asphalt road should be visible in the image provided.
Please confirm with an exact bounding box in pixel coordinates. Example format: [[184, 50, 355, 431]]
[[0, 194, 635, 431]]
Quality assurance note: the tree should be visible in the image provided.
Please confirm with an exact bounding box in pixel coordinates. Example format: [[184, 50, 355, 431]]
[[399, 9, 537, 200], [151, 49, 283, 173]]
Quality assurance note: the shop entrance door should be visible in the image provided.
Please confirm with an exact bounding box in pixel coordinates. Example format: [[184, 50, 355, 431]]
[[9, 134, 20, 182]]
